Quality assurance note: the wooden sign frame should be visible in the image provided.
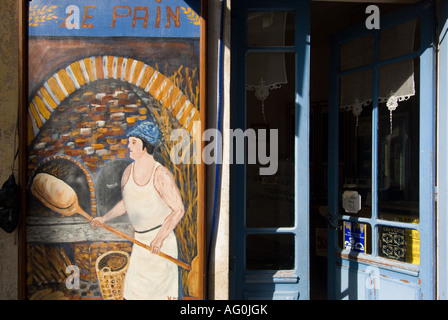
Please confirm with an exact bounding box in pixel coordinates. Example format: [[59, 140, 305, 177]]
[[19, 0, 207, 300]]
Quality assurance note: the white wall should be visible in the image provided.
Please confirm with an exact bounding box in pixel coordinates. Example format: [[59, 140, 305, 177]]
[[206, 0, 231, 300]]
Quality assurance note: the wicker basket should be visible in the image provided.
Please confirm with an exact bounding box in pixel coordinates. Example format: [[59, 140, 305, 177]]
[[95, 251, 129, 300]]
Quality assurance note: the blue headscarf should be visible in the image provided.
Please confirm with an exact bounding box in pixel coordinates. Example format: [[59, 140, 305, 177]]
[[126, 120, 162, 147]]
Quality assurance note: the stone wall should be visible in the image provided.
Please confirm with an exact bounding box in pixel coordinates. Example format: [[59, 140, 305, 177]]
[[0, 0, 19, 300]]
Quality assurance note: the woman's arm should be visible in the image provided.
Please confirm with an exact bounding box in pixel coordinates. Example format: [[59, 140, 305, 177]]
[[151, 166, 185, 254], [90, 164, 131, 228], [90, 199, 127, 227]]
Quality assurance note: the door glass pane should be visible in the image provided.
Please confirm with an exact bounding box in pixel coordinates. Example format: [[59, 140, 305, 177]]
[[245, 52, 295, 228], [377, 225, 420, 265], [340, 34, 374, 71], [377, 58, 419, 223], [379, 19, 420, 61], [247, 11, 295, 47], [339, 69, 373, 218], [246, 234, 295, 270]]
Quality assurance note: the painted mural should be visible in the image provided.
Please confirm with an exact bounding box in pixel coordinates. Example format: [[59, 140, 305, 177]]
[[26, 0, 203, 300]]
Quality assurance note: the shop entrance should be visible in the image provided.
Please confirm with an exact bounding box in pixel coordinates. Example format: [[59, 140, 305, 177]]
[[323, 0, 436, 299], [230, 0, 436, 300]]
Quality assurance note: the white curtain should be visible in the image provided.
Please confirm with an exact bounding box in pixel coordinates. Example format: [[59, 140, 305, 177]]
[[246, 12, 288, 124], [340, 19, 416, 121]]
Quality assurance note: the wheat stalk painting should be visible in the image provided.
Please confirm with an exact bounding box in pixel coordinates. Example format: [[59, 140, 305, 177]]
[[29, 5, 60, 27], [182, 7, 201, 25]]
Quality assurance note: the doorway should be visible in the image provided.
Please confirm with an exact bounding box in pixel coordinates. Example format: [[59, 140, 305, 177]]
[[309, 0, 413, 300], [310, 0, 436, 299], [229, 0, 435, 300], [229, 0, 311, 300]]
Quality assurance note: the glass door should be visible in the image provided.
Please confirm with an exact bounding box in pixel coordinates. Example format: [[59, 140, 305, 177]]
[[230, 0, 310, 300], [328, 0, 436, 300]]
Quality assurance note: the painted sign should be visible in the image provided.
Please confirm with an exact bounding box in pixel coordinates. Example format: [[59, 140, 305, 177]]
[[25, 0, 204, 300], [343, 221, 366, 253], [29, 0, 200, 37]]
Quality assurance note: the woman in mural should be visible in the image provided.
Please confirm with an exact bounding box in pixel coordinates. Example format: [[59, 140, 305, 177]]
[[91, 120, 185, 300]]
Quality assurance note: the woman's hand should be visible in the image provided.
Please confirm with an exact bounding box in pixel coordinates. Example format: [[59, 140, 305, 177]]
[[150, 237, 164, 254], [90, 216, 107, 228]]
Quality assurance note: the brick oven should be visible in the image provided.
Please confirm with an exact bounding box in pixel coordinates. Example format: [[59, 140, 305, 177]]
[[26, 78, 167, 299]]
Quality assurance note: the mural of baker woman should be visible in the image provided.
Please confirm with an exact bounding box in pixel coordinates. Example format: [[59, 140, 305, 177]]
[[90, 120, 185, 300]]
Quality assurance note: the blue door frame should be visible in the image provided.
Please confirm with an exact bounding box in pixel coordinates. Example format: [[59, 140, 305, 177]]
[[328, 0, 436, 299], [229, 0, 310, 300], [438, 0, 448, 300]]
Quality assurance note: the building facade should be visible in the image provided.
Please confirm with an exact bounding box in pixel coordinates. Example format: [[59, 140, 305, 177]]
[[1, 0, 448, 300]]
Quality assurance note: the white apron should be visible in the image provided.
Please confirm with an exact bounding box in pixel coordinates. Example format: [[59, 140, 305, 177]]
[[122, 162, 179, 300]]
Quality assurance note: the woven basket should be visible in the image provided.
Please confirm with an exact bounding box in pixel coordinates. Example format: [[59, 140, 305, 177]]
[[95, 251, 130, 300]]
